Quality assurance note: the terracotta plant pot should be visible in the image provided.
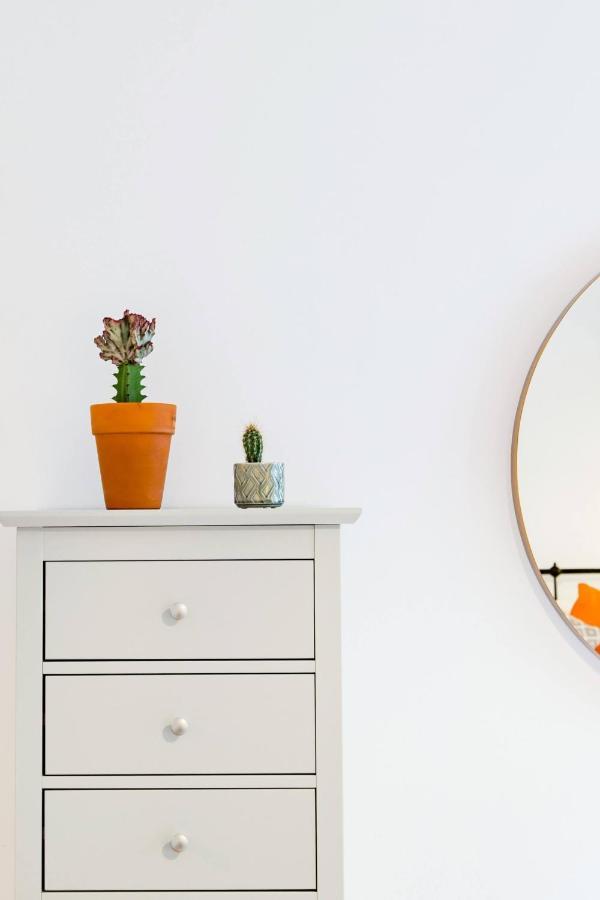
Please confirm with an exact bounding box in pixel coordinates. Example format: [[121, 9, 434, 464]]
[[90, 403, 176, 509]]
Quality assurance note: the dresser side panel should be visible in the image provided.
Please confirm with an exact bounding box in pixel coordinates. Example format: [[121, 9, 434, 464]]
[[314, 524, 343, 899], [15, 528, 43, 900]]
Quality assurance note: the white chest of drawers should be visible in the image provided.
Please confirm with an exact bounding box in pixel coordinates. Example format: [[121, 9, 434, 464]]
[[2, 506, 360, 900]]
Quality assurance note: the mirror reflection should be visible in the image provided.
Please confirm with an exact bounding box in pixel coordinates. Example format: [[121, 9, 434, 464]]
[[516, 275, 600, 653]]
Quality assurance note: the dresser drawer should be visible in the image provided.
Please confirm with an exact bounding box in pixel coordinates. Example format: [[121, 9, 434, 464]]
[[45, 674, 316, 775], [45, 560, 314, 660], [44, 788, 317, 891]]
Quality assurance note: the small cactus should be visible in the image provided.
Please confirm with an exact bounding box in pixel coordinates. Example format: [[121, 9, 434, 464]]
[[243, 424, 263, 463], [94, 310, 156, 402]]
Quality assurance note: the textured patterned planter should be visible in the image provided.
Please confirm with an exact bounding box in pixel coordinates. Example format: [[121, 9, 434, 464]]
[[234, 462, 285, 509]]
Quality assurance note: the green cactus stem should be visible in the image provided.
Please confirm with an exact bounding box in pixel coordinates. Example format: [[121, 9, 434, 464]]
[[114, 363, 146, 402], [243, 424, 263, 463]]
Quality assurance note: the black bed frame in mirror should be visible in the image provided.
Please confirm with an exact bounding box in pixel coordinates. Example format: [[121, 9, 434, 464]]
[[540, 564, 600, 601]]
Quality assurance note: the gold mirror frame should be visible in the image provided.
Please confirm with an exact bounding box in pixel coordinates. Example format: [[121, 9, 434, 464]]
[[511, 271, 600, 655]]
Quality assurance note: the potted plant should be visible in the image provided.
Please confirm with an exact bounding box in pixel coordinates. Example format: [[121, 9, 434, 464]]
[[91, 310, 176, 509], [234, 424, 284, 508]]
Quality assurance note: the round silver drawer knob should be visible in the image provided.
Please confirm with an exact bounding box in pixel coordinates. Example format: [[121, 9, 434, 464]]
[[170, 717, 189, 736], [170, 833, 189, 854], [169, 602, 188, 621]]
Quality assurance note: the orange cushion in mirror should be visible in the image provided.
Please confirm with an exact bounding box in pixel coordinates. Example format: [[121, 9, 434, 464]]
[[570, 583, 600, 627]]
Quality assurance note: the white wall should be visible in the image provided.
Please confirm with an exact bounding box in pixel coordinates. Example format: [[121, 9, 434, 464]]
[[4, 2, 600, 897]]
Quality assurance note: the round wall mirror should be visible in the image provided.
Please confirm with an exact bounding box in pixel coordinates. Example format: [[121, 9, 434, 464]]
[[513, 273, 600, 655]]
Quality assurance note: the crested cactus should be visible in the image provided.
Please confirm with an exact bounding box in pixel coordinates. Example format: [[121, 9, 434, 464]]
[[243, 424, 263, 463], [94, 310, 156, 402]]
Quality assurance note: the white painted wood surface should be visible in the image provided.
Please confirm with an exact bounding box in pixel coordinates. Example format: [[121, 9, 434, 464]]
[[44, 788, 317, 891], [43, 524, 314, 561], [45, 560, 314, 660], [1, 506, 361, 527], [43, 659, 316, 674], [42, 774, 316, 789], [45, 674, 316, 774], [43, 893, 316, 899], [314, 525, 344, 899], [15, 530, 43, 900], [9, 512, 357, 898]]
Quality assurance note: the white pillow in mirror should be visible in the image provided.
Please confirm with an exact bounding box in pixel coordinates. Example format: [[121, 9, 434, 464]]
[[568, 616, 600, 653]]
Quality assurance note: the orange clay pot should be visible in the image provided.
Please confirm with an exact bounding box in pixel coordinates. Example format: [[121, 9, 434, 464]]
[[90, 403, 176, 509]]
